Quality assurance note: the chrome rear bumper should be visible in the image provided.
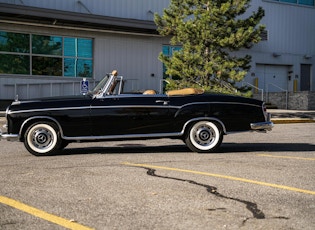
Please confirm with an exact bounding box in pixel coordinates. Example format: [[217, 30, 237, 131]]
[[250, 113, 274, 131], [250, 121, 274, 131]]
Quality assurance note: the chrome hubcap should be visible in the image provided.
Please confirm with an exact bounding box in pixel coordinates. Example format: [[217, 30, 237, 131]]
[[32, 128, 53, 149], [193, 125, 215, 146]]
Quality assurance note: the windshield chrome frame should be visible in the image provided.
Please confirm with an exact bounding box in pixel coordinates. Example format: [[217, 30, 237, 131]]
[[93, 74, 123, 98]]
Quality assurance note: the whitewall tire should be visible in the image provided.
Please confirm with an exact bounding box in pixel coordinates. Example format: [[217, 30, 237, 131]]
[[185, 121, 223, 153], [24, 122, 62, 156]]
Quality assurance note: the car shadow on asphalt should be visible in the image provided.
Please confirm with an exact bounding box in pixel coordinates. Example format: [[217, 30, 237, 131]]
[[59, 142, 315, 155], [219, 142, 315, 153], [60, 144, 189, 155]]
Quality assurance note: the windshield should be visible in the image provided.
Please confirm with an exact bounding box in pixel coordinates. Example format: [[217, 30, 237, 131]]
[[90, 75, 110, 95]]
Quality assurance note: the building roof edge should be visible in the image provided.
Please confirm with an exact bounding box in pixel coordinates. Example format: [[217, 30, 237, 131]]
[[0, 3, 158, 35]]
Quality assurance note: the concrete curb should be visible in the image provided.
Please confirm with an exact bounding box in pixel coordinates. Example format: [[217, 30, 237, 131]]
[[269, 109, 315, 124], [271, 118, 315, 124]]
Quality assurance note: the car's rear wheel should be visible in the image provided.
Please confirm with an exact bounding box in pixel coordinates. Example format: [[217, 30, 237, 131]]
[[185, 120, 223, 153], [24, 122, 62, 156]]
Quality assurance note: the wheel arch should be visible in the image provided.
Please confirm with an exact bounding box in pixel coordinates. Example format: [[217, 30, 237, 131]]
[[181, 117, 227, 136], [19, 116, 64, 141]]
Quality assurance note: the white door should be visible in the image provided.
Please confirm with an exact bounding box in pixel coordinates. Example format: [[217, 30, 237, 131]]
[[256, 64, 289, 92]]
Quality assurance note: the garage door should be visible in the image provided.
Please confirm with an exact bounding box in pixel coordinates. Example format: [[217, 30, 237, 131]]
[[256, 64, 289, 92]]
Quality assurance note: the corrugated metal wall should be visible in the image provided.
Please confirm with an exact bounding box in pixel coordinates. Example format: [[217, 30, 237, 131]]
[[94, 35, 167, 91], [251, 2, 315, 54], [244, 1, 315, 96]]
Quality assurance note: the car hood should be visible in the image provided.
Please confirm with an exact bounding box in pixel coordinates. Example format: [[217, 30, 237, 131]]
[[7, 94, 92, 113]]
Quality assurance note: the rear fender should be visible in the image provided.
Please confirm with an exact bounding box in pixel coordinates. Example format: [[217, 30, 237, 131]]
[[182, 117, 227, 135], [175, 102, 210, 118]]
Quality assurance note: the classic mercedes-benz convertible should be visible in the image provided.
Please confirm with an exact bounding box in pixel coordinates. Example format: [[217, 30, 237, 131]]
[[0, 70, 273, 156]]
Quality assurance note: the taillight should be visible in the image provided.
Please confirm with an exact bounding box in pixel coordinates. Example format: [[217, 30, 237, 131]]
[[262, 103, 268, 120]]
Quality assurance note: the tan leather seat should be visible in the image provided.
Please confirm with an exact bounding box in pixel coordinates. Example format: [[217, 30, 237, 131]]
[[166, 88, 204, 96], [143, 90, 157, 95]]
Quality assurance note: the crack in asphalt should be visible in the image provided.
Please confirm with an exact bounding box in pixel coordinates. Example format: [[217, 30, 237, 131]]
[[144, 167, 266, 219], [128, 165, 290, 224]]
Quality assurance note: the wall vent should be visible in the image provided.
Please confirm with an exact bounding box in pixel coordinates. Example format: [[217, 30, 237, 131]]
[[260, 29, 268, 41]]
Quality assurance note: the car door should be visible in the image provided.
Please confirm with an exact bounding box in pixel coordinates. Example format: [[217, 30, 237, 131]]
[[90, 94, 175, 137]]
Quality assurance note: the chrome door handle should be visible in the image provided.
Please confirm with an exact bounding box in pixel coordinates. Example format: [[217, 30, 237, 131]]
[[155, 100, 169, 105]]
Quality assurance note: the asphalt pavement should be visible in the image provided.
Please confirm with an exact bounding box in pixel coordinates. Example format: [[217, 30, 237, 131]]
[[1, 123, 314, 229]]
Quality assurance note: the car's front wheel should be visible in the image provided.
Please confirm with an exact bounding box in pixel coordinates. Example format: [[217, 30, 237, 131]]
[[185, 121, 223, 153], [24, 122, 62, 156]]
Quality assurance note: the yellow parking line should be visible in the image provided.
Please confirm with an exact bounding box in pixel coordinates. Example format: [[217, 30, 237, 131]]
[[257, 154, 315, 161], [0, 196, 94, 230], [123, 162, 315, 196]]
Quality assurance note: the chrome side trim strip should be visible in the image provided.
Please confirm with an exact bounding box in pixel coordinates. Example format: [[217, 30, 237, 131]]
[[9, 106, 92, 115], [8, 105, 180, 115], [91, 105, 180, 109], [62, 132, 182, 141], [179, 101, 262, 109]]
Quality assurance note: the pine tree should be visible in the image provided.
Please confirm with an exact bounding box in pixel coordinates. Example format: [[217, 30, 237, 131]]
[[155, 0, 265, 95]]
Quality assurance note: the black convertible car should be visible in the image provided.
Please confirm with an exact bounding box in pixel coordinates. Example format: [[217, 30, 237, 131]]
[[0, 70, 273, 156]]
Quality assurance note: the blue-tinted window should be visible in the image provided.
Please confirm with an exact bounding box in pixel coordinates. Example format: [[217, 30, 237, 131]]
[[0, 54, 29, 74], [64, 58, 93, 78], [32, 35, 62, 55], [64, 38, 76, 57], [77, 59, 93, 78], [64, 37, 93, 77], [64, 38, 92, 58], [78, 39, 92, 58], [299, 0, 314, 5], [162, 46, 171, 56], [64, 58, 76, 77], [0, 30, 93, 77], [282, 0, 297, 3], [162, 45, 182, 78], [32, 56, 62, 76], [162, 45, 182, 57], [0, 31, 29, 53], [272, 0, 314, 6], [0, 31, 30, 74]]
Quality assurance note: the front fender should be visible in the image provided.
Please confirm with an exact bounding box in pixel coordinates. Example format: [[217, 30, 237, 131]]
[[19, 116, 64, 141]]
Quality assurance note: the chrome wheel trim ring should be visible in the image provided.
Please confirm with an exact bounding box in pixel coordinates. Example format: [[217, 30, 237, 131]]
[[190, 121, 220, 151], [27, 124, 57, 154]]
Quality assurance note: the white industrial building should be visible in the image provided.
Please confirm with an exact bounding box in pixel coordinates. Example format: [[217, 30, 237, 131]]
[[0, 0, 314, 109]]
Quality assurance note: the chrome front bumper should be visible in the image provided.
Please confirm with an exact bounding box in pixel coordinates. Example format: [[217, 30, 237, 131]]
[[0, 129, 19, 141], [250, 113, 274, 132]]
